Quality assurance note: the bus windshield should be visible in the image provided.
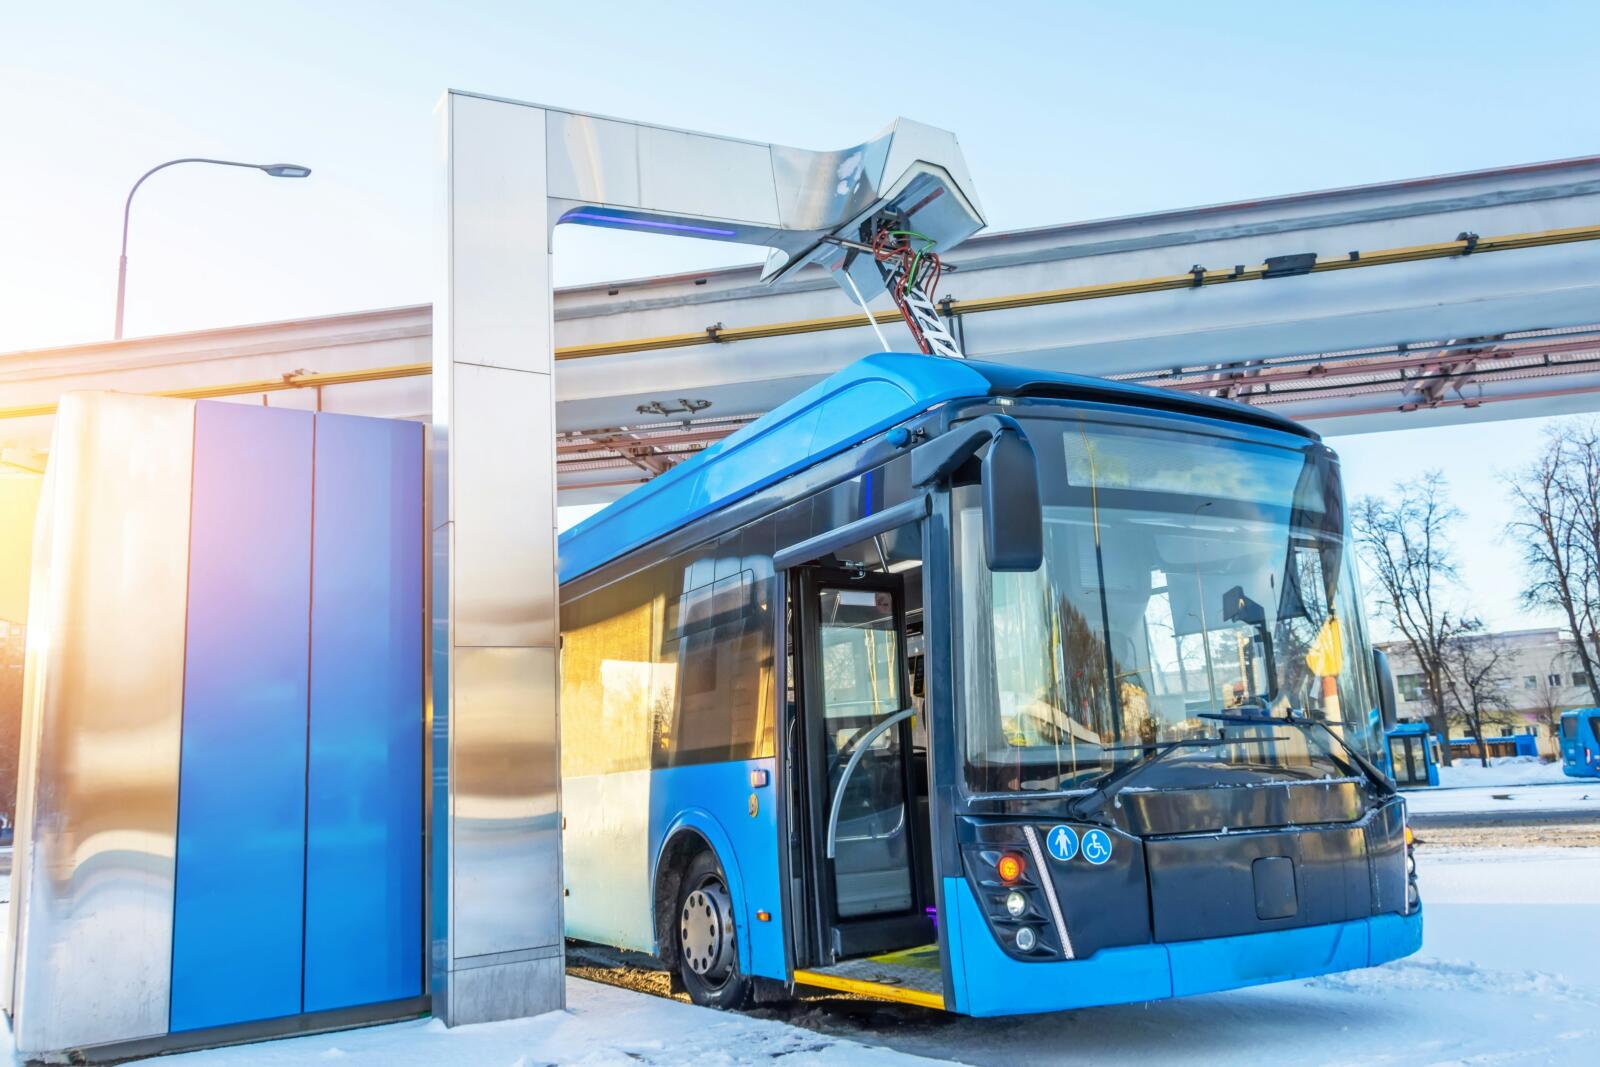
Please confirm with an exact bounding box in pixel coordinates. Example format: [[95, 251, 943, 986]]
[[957, 411, 1380, 794]]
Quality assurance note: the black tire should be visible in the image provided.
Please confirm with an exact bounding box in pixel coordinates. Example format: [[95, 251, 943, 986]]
[[674, 850, 753, 1010]]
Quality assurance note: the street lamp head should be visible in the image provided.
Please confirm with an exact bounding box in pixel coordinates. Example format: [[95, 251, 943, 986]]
[[114, 156, 314, 339]]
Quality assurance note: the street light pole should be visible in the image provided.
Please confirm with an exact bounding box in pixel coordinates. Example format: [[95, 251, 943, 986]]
[[114, 157, 311, 339]]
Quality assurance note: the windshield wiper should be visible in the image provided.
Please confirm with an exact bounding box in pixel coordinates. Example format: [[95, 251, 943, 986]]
[[1299, 712, 1398, 797], [1199, 709, 1396, 797], [1068, 733, 1289, 824], [1195, 710, 1280, 726]]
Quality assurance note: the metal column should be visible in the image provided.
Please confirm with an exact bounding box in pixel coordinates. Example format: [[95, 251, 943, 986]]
[[434, 92, 565, 1023]]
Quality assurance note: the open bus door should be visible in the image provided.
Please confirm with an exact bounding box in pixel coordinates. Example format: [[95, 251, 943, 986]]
[[787, 565, 944, 1009]]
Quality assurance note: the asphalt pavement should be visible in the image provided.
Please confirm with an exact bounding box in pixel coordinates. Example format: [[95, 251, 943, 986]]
[[1410, 807, 1600, 828]]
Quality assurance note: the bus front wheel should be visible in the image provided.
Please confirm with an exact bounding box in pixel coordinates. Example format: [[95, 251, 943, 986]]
[[675, 850, 753, 1010]]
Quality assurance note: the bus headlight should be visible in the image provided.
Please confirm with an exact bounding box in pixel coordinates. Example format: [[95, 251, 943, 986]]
[[963, 832, 1068, 961]]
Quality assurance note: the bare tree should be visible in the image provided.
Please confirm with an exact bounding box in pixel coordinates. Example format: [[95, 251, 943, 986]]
[[1353, 472, 1477, 764], [1506, 422, 1600, 705], [1440, 630, 1515, 767]]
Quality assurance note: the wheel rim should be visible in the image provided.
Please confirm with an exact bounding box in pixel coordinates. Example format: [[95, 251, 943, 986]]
[[680, 873, 735, 988]]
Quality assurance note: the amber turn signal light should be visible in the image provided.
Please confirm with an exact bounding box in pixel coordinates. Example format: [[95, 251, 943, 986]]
[[996, 851, 1026, 883]]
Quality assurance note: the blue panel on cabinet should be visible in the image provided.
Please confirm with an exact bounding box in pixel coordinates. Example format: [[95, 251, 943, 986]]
[[171, 402, 313, 1032], [303, 413, 424, 1012]]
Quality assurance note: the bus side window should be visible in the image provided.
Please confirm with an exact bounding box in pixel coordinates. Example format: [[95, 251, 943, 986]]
[[654, 567, 777, 767], [560, 570, 667, 779]]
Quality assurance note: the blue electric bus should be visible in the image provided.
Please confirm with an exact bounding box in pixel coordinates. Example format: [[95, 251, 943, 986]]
[[557, 353, 1421, 1016], [1560, 708, 1600, 778]]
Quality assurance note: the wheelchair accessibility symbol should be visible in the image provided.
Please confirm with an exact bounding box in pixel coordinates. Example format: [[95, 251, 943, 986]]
[[1081, 828, 1114, 866], [1045, 825, 1078, 862]]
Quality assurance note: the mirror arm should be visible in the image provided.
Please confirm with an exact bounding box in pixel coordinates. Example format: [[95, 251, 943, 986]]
[[912, 412, 1043, 572], [910, 414, 1025, 487]]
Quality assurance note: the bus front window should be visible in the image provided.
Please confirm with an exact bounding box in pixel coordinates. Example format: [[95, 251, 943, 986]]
[[957, 413, 1380, 794]]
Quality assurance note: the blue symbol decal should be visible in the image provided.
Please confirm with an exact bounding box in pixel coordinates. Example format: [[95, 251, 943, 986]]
[[1045, 825, 1079, 862], [1081, 828, 1113, 866]]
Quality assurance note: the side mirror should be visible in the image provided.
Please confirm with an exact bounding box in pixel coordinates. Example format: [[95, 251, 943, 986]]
[[982, 427, 1043, 571], [1373, 648, 1399, 732], [911, 413, 1043, 572]]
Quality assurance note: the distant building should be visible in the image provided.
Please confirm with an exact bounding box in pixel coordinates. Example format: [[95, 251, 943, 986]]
[[1377, 628, 1594, 757]]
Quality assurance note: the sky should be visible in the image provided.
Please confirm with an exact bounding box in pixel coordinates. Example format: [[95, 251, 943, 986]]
[[4, 1, 1599, 633]]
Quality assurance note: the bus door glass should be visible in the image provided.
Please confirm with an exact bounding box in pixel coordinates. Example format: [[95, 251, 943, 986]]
[[810, 578, 915, 920], [1390, 735, 1424, 787]]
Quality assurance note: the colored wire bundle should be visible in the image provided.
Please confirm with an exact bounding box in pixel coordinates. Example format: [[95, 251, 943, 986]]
[[871, 227, 942, 304]]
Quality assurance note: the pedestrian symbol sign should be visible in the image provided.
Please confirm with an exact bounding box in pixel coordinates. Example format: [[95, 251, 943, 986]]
[[1082, 828, 1113, 865], [1046, 825, 1078, 862]]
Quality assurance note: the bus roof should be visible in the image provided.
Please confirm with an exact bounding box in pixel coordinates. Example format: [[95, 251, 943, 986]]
[[559, 351, 1315, 583]]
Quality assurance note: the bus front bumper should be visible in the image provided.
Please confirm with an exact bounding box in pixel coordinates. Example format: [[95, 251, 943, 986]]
[[942, 877, 1424, 1018]]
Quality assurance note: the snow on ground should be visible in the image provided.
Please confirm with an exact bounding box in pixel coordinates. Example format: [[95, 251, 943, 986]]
[[6, 849, 1600, 1065], [1437, 755, 1571, 789], [1398, 756, 1598, 815], [1421, 846, 1600, 904], [81, 847, 1597, 1067], [0, 875, 937, 1067], [112, 979, 945, 1067], [1403, 779, 1597, 814]]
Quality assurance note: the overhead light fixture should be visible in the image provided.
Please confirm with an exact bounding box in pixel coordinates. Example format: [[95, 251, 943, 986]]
[[565, 211, 737, 238]]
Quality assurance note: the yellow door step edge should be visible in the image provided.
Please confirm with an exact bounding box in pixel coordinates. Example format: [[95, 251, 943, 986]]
[[791, 968, 946, 1010]]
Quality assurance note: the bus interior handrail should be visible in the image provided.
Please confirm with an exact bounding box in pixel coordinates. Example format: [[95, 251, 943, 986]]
[[826, 706, 917, 860]]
